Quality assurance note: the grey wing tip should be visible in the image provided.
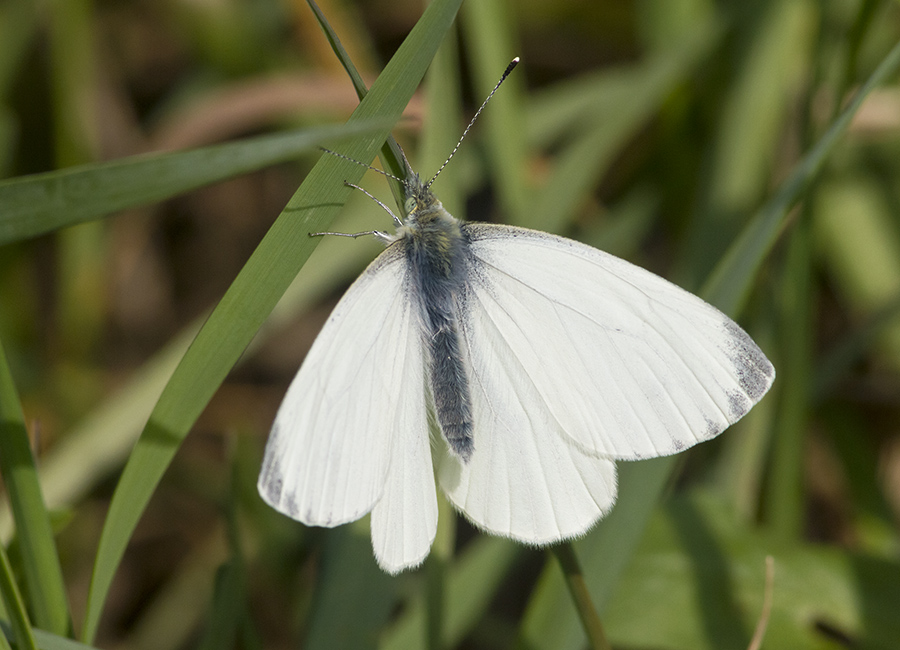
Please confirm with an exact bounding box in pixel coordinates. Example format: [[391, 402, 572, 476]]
[[258, 462, 284, 504], [258, 428, 292, 513], [723, 320, 776, 418]]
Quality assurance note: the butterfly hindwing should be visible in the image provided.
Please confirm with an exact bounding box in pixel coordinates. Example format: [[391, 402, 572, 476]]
[[370, 303, 437, 573]]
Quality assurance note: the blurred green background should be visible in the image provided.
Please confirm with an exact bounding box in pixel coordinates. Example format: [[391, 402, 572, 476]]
[[1, 0, 900, 648]]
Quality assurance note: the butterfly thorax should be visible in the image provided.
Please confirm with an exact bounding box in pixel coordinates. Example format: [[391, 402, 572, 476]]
[[400, 174, 474, 461]]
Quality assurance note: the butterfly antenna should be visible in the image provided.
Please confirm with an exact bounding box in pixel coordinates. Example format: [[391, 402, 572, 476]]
[[319, 147, 405, 183], [425, 57, 519, 190]]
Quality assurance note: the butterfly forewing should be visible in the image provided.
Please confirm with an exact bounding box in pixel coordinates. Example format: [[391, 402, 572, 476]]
[[258, 247, 424, 528], [459, 224, 774, 463]]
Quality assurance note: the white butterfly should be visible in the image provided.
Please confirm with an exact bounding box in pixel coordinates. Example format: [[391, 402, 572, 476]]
[[258, 61, 775, 574]]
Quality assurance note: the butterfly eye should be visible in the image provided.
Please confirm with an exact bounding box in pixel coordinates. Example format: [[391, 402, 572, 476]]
[[404, 197, 416, 214]]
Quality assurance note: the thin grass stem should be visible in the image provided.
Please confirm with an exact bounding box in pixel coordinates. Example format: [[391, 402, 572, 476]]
[[550, 542, 612, 650]]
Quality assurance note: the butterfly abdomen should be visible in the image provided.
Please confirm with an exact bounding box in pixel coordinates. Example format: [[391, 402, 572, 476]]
[[404, 200, 474, 462]]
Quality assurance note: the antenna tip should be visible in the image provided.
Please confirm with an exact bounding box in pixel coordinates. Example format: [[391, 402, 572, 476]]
[[505, 58, 520, 75]]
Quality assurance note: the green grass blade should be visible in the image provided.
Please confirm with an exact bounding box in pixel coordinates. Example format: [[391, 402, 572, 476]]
[[80, 0, 463, 642], [196, 562, 244, 650], [419, 32, 463, 214], [548, 543, 612, 650], [461, 0, 530, 224], [305, 0, 369, 101], [766, 222, 812, 539], [0, 542, 38, 650], [0, 339, 71, 635], [305, 0, 407, 202], [197, 459, 251, 650], [702, 38, 900, 315], [0, 121, 390, 246], [679, 0, 813, 287], [528, 18, 720, 234], [0, 624, 100, 650]]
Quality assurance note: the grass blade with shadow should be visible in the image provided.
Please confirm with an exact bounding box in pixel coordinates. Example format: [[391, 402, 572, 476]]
[[0, 121, 390, 246]]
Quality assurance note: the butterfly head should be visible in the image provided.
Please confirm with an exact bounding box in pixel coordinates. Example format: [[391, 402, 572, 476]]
[[402, 172, 443, 224]]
